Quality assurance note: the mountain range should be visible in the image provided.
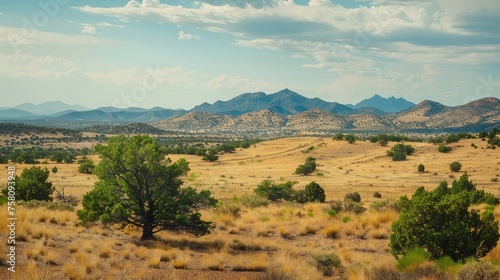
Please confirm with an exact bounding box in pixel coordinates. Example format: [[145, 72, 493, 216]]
[[1, 89, 498, 132]]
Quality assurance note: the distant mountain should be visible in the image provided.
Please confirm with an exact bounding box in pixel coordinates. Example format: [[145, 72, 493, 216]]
[[0, 109, 38, 119], [153, 97, 500, 132], [52, 108, 186, 122], [190, 88, 356, 115], [15, 101, 91, 116], [348, 94, 415, 113]]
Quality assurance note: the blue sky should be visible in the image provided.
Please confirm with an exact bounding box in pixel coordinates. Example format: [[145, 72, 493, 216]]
[[0, 0, 499, 109]]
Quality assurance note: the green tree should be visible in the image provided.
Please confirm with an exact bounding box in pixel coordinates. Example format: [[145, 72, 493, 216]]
[[76, 135, 217, 240], [418, 163, 425, 172], [450, 161, 462, 172], [254, 180, 297, 202], [304, 181, 325, 203], [387, 143, 415, 161], [51, 166, 58, 174], [295, 157, 317, 175], [390, 184, 500, 262], [78, 156, 95, 174], [345, 134, 356, 144], [2, 166, 54, 201], [333, 133, 344, 141], [438, 144, 452, 153], [202, 148, 219, 162]]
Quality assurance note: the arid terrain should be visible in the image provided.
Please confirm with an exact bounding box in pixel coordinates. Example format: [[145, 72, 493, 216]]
[[1, 137, 499, 279]]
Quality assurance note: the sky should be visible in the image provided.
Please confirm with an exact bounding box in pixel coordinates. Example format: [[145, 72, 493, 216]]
[[0, 0, 499, 109]]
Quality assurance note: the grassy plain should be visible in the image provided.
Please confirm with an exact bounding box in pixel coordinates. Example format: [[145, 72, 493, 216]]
[[0, 137, 499, 279]]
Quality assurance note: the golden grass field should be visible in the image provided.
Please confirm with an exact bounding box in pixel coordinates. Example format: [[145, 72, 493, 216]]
[[0, 137, 499, 279]]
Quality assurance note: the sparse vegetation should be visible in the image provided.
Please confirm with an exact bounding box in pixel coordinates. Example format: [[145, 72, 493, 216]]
[[450, 161, 462, 172]]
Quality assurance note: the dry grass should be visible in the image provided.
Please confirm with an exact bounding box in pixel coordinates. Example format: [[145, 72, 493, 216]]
[[2, 137, 500, 279]]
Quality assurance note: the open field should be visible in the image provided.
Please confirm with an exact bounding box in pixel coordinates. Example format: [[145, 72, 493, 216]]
[[0, 137, 499, 279]]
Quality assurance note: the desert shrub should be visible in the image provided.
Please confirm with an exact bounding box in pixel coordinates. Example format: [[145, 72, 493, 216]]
[[344, 200, 366, 214], [418, 164, 425, 172], [395, 247, 430, 270], [295, 157, 317, 175], [303, 181, 325, 203], [258, 266, 298, 280], [387, 144, 415, 161], [1, 166, 54, 202], [373, 192, 382, 198], [390, 180, 500, 262], [330, 201, 343, 212], [51, 166, 58, 174], [449, 161, 462, 172], [456, 261, 500, 280], [77, 156, 95, 174], [254, 180, 297, 202], [24, 200, 74, 211], [311, 253, 342, 276], [345, 134, 356, 144], [215, 201, 240, 217], [438, 144, 452, 153], [240, 194, 269, 208], [345, 192, 361, 203]]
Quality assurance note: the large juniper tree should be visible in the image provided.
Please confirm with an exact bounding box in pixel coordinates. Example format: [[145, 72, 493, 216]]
[[77, 135, 217, 240]]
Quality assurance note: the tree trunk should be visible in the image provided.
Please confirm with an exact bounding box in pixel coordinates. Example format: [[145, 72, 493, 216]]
[[141, 222, 154, 240]]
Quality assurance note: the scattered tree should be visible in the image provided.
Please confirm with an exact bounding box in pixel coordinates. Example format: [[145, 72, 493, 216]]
[[51, 166, 58, 174], [345, 134, 356, 144], [438, 144, 452, 153], [390, 179, 500, 262], [76, 135, 217, 240], [303, 181, 326, 203], [418, 164, 425, 173], [387, 143, 415, 161], [202, 148, 219, 162], [295, 157, 317, 175], [77, 156, 95, 174], [1, 166, 54, 202], [450, 161, 462, 172], [254, 180, 297, 202]]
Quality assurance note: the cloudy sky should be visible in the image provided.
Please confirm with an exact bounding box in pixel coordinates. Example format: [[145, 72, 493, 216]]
[[0, 0, 499, 109]]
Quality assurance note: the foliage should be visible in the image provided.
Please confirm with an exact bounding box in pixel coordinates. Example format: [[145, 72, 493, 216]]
[[254, 180, 297, 202], [387, 143, 415, 161], [373, 192, 382, 198], [310, 253, 342, 276], [395, 247, 431, 270], [303, 181, 325, 203], [239, 194, 269, 208], [438, 144, 452, 153], [1, 166, 54, 202], [295, 157, 317, 175], [76, 135, 217, 240], [345, 192, 361, 203], [77, 156, 95, 174], [202, 148, 219, 162], [449, 161, 462, 172], [51, 166, 58, 174], [333, 133, 344, 141], [390, 176, 500, 262], [345, 134, 356, 144], [418, 164, 425, 172]]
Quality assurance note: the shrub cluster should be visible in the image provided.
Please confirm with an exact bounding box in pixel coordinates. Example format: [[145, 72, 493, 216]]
[[295, 157, 317, 175], [387, 144, 415, 161], [254, 180, 325, 203]]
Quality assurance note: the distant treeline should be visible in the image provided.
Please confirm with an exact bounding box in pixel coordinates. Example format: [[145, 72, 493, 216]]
[[161, 139, 263, 157], [0, 146, 92, 164]]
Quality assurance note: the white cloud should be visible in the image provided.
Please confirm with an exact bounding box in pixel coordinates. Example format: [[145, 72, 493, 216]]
[[0, 52, 82, 80], [80, 24, 97, 34], [178, 31, 201, 40], [96, 22, 125, 28]]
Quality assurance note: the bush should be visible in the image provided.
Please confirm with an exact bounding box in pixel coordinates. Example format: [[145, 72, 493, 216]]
[[310, 253, 342, 276], [387, 143, 415, 161], [1, 166, 54, 202], [51, 166, 58, 174], [344, 200, 366, 214], [254, 180, 297, 202], [395, 247, 430, 270], [390, 181, 500, 262], [450, 161, 462, 172], [438, 144, 452, 153], [240, 195, 269, 208], [78, 157, 95, 174], [303, 181, 325, 203], [345, 192, 361, 203], [295, 157, 317, 175], [373, 192, 382, 198], [330, 201, 343, 212], [418, 164, 425, 172]]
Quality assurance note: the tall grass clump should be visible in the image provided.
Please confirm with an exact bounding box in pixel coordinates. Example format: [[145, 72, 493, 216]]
[[396, 247, 430, 270]]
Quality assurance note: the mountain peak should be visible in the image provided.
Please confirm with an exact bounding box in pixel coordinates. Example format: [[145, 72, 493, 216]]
[[352, 94, 415, 113]]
